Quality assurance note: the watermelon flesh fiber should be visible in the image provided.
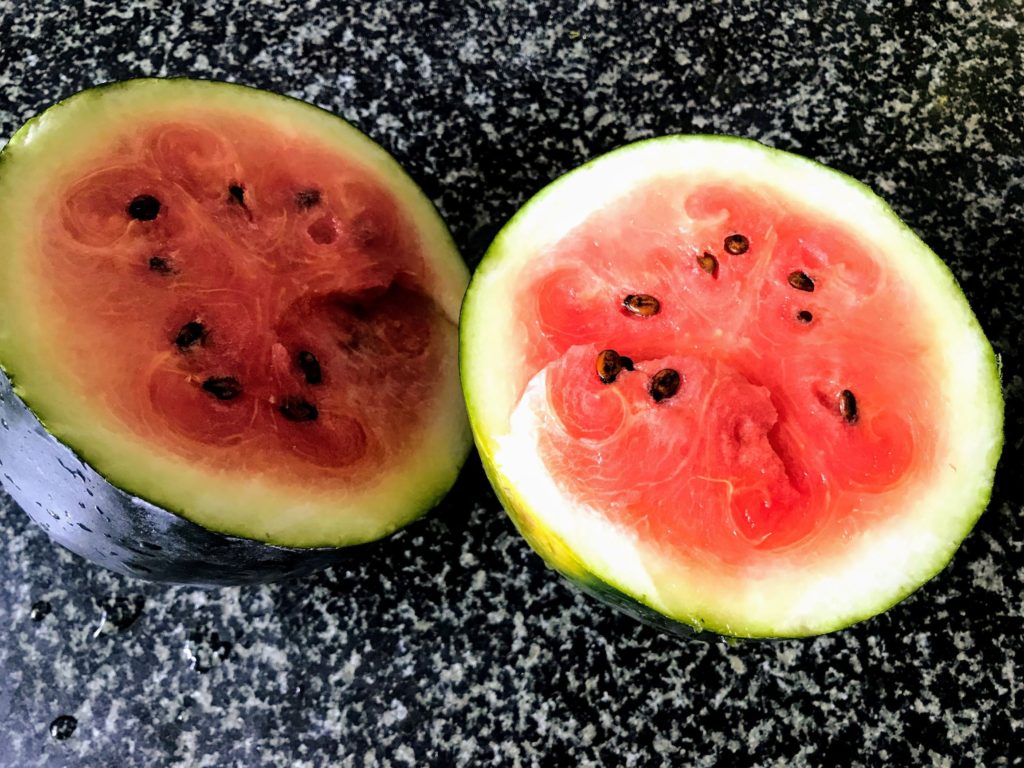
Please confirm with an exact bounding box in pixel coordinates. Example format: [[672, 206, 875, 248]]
[[41, 115, 447, 488], [513, 178, 939, 568]]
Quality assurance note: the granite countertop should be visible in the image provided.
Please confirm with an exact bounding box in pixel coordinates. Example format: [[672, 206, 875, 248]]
[[1, 2, 1021, 766]]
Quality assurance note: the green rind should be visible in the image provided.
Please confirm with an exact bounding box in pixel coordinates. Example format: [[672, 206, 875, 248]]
[[0, 78, 472, 549], [461, 134, 1004, 638]]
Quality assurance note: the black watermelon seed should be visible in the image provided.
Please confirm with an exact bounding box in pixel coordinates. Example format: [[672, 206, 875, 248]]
[[279, 396, 318, 422], [650, 369, 681, 402], [228, 185, 245, 205], [202, 377, 242, 401], [127, 195, 160, 221], [596, 349, 624, 384], [295, 189, 321, 209], [296, 351, 322, 385], [698, 252, 718, 276], [618, 355, 635, 372], [788, 271, 815, 292], [30, 600, 51, 621], [148, 256, 173, 274], [49, 715, 77, 741], [839, 389, 858, 424], [724, 234, 749, 255], [175, 321, 206, 349], [797, 310, 813, 324], [623, 294, 660, 317]]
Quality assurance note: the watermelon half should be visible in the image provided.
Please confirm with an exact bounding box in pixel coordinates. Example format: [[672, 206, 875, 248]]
[[461, 136, 1003, 638], [0, 79, 470, 583]]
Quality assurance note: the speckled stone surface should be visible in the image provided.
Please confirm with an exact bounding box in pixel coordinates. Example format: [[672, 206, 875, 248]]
[[1, 2, 1022, 766]]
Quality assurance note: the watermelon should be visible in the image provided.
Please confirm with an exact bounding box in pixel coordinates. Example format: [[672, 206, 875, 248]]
[[0, 79, 471, 584], [461, 136, 1004, 638]]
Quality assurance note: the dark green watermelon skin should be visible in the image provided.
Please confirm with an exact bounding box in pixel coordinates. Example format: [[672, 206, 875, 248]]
[[0, 369, 361, 585]]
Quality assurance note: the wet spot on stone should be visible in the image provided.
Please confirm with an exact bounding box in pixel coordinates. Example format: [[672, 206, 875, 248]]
[[30, 600, 52, 622], [49, 715, 77, 741]]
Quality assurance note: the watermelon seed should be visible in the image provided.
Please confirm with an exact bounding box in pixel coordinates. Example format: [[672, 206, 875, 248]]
[[619, 356, 635, 371], [596, 349, 624, 384], [127, 195, 160, 221], [228, 185, 246, 206], [296, 350, 323, 385], [839, 389, 858, 424], [279, 396, 319, 422], [788, 271, 815, 292], [623, 294, 660, 317], [295, 189, 321, 210], [175, 321, 207, 349], [649, 369, 681, 402], [698, 252, 719, 276], [797, 310, 813, 324], [148, 256, 173, 274], [202, 376, 242, 401], [724, 234, 749, 255]]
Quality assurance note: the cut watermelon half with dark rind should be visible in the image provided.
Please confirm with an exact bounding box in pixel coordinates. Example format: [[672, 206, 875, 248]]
[[0, 79, 471, 582], [461, 135, 1003, 638]]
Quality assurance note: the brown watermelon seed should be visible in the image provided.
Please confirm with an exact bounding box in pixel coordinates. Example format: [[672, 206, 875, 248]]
[[797, 310, 813, 324], [596, 349, 624, 384], [698, 252, 718, 276], [148, 256, 173, 274], [175, 321, 206, 349], [295, 189, 321, 209], [650, 369, 681, 402], [724, 234, 749, 255], [623, 294, 660, 317], [202, 376, 242, 401], [127, 195, 160, 221], [279, 396, 319, 422], [228, 185, 245, 206], [619, 355, 635, 372], [296, 350, 322, 385], [788, 271, 815, 292], [839, 389, 858, 424]]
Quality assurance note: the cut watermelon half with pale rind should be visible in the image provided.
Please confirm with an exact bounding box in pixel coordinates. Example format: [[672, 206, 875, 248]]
[[0, 79, 471, 549], [461, 135, 1003, 637]]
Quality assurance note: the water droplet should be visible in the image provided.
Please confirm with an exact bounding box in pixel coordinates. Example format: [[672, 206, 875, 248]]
[[49, 715, 77, 740]]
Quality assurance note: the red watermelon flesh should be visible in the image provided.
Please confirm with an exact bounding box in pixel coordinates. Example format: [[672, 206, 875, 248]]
[[39, 115, 444, 487], [515, 178, 938, 566]]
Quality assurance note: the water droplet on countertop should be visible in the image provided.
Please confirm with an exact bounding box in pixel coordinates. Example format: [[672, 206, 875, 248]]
[[30, 600, 52, 621], [49, 715, 77, 740]]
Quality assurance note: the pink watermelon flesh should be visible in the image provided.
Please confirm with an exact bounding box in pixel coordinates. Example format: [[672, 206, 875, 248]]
[[516, 179, 937, 566], [40, 117, 446, 485]]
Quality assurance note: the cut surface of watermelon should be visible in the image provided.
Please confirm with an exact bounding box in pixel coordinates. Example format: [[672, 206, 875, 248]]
[[462, 136, 1003, 637], [0, 79, 470, 551]]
